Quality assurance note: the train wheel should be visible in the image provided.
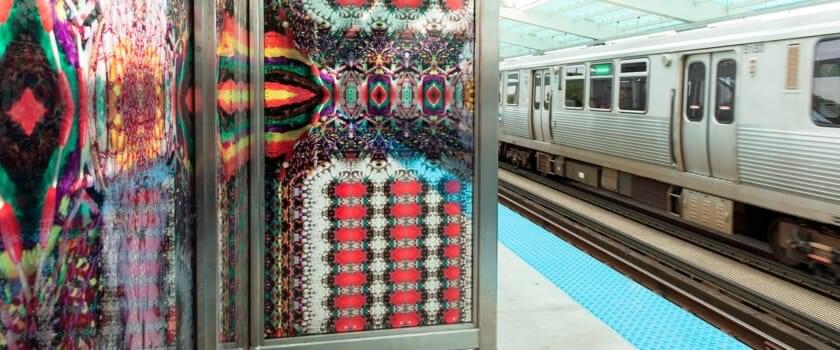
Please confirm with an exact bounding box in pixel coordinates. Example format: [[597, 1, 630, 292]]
[[768, 218, 803, 267]]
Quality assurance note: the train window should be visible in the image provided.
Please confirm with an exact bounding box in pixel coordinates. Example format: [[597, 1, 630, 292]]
[[619, 60, 648, 113], [686, 62, 706, 122], [533, 72, 542, 110], [506, 73, 520, 106], [715, 60, 736, 124], [589, 63, 613, 110], [566, 65, 585, 77], [590, 78, 613, 110], [564, 65, 585, 109], [812, 38, 840, 127], [621, 61, 647, 74]]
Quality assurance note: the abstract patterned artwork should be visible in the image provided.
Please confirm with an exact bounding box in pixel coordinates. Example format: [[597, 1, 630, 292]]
[[216, 0, 250, 343], [0, 0, 194, 348], [264, 0, 475, 338]]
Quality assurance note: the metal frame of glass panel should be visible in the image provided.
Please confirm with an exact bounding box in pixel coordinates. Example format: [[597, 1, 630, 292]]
[[248, 0, 266, 348], [195, 0, 255, 347], [195, 0, 499, 348], [195, 0, 220, 347], [476, 1, 502, 348]]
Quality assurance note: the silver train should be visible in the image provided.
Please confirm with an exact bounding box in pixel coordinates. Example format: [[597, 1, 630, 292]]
[[499, 7, 840, 273]]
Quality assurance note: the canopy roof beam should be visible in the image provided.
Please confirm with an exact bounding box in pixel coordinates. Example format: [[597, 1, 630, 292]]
[[500, 7, 612, 39], [600, 0, 730, 22]]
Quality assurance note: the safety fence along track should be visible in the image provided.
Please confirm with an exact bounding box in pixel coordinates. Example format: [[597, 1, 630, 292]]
[[499, 167, 840, 350]]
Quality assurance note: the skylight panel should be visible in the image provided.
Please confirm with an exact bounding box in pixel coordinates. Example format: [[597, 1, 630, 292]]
[[502, 0, 552, 11]]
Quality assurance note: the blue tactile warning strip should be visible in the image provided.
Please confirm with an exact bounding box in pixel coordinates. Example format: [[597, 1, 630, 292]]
[[498, 204, 749, 350]]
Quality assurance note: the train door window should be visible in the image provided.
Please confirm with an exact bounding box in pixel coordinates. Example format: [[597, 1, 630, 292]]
[[812, 38, 840, 127], [686, 62, 706, 122], [618, 60, 648, 113], [715, 59, 736, 124], [564, 65, 585, 109], [544, 71, 552, 110], [533, 71, 544, 110], [589, 62, 613, 110], [499, 73, 503, 106], [506, 73, 520, 106]]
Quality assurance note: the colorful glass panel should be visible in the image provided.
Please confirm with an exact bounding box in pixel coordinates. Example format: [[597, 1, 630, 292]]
[[263, 0, 475, 338], [0, 1, 194, 347], [216, 0, 250, 343]]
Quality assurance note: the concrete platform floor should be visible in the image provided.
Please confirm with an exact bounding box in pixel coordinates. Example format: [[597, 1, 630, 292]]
[[497, 244, 635, 350]]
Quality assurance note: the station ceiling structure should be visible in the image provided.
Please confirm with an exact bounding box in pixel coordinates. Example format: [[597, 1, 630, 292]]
[[499, 0, 832, 58]]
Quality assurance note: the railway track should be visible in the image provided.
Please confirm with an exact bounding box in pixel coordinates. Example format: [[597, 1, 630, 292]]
[[499, 167, 840, 349], [499, 162, 840, 299]]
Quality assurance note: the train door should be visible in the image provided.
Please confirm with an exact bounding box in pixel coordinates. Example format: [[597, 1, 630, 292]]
[[682, 53, 738, 180], [530, 68, 552, 142], [683, 54, 712, 176], [708, 52, 738, 181]]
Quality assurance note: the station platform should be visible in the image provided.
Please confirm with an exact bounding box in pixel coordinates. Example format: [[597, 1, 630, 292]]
[[497, 204, 748, 350]]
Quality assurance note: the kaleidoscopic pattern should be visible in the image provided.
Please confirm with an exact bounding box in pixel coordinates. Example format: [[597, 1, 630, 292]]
[[298, 158, 473, 335], [216, 0, 250, 343], [0, 0, 194, 348], [263, 31, 329, 163], [264, 0, 475, 338]]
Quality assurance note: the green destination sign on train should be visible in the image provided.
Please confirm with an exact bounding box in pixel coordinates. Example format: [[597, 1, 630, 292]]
[[591, 63, 612, 76]]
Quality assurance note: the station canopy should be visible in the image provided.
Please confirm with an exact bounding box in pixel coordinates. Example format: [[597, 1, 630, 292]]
[[499, 0, 831, 58]]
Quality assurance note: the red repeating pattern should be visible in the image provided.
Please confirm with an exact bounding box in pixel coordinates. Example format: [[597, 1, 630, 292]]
[[440, 179, 464, 324], [288, 159, 471, 336], [332, 181, 370, 333], [387, 178, 424, 328]]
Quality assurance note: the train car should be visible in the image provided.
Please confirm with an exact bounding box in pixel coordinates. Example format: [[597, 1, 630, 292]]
[[499, 9, 840, 274]]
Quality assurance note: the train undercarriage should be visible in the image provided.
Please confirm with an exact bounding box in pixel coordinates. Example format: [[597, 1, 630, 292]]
[[499, 142, 840, 281]]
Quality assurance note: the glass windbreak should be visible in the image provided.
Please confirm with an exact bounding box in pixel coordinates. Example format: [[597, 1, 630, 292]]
[[263, 1, 476, 338], [217, 0, 250, 343], [0, 1, 195, 348]]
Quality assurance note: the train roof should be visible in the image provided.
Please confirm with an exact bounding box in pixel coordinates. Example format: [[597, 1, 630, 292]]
[[500, 3, 840, 71]]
